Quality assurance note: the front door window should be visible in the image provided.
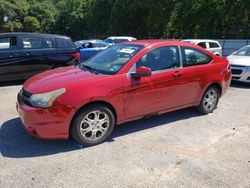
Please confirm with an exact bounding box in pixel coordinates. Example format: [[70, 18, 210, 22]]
[[135, 46, 180, 72]]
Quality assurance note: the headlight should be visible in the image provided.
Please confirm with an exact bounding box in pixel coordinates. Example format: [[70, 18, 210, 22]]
[[30, 88, 66, 108]]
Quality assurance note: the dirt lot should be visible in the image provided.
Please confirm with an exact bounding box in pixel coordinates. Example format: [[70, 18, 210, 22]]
[[0, 82, 250, 188]]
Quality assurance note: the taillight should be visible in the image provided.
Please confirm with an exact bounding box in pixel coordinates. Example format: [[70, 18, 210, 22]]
[[69, 52, 80, 59]]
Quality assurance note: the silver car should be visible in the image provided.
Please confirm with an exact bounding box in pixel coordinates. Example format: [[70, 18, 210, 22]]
[[182, 39, 223, 56], [227, 45, 250, 83]]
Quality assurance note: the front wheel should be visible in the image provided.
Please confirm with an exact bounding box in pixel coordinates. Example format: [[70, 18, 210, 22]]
[[196, 86, 220, 114], [71, 104, 115, 146]]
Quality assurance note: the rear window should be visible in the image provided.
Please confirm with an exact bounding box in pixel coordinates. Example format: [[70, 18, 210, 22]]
[[209, 42, 220, 48], [0, 37, 17, 50], [55, 38, 74, 49]]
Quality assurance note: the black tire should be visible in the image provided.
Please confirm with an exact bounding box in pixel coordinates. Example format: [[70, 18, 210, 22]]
[[196, 86, 220, 114], [70, 104, 115, 146]]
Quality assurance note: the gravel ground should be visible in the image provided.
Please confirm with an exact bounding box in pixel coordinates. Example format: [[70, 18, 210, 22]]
[[0, 82, 250, 188]]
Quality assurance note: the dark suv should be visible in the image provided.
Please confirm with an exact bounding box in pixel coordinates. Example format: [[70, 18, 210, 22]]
[[0, 32, 79, 82]]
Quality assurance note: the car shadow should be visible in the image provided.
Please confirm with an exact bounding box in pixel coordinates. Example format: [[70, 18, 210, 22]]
[[0, 80, 25, 87], [230, 81, 250, 89], [0, 108, 200, 158]]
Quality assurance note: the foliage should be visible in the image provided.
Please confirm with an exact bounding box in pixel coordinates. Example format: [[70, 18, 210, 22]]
[[0, 0, 249, 40], [23, 16, 41, 32]]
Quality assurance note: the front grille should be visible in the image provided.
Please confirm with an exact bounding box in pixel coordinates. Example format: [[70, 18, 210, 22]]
[[231, 69, 243, 75], [232, 76, 240, 80], [19, 89, 33, 106], [231, 65, 247, 68]]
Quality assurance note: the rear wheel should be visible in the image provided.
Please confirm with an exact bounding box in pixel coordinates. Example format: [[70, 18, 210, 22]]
[[71, 104, 115, 146], [196, 86, 220, 114]]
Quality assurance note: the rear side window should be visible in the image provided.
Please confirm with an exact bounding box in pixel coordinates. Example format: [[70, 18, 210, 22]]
[[197, 42, 207, 49], [0, 37, 17, 50], [209, 42, 220, 48], [182, 47, 212, 67], [44, 38, 54, 48], [22, 37, 43, 49], [55, 38, 74, 49], [22, 36, 54, 49]]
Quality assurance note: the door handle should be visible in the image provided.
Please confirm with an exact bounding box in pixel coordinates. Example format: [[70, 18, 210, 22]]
[[8, 53, 14, 58], [173, 71, 182, 78], [26, 52, 31, 56]]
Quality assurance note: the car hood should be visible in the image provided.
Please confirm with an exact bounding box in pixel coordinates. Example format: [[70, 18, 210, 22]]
[[23, 66, 100, 94], [227, 55, 250, 66]]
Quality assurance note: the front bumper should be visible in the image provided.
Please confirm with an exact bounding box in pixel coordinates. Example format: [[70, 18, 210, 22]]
[[16, 99, 77, 140], [231, 65, 250, 83]]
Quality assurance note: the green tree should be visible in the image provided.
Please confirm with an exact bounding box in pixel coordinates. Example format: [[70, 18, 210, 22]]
[[28, 0, 57, 32], [0, 0, 29, 32], [23, 16, 41, 32], [54, 0, 89, 39]]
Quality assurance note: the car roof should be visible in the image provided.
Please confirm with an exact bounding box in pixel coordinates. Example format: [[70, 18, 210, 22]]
[[121, 40, 216, 56], [122, 39, 187, 46], [106, 36, 136, 39], [0, 32, 70, 39], [75, 39, 106, 43], [183, 39, 220, 43]]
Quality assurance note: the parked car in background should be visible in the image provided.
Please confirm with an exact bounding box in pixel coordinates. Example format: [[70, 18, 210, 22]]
[[17, 40, 231, 146], [182, 39, 223, 56], [74, 39, 109, 62], [0, 32, 79, 82], [104, 36, 137, 45], [227, 45, 250, 83]]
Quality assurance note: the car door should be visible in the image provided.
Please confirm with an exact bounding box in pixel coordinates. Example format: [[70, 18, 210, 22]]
[[0, 35, 23, 81], [179, 46, 214, 104], [79, 42, 94, 61], [123, 46, 188, 119], [19, 35, 53, 78]]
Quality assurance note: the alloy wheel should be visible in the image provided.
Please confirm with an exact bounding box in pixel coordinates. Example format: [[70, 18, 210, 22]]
[[203, 88, 218, 112], [79, 110, 110, 141]]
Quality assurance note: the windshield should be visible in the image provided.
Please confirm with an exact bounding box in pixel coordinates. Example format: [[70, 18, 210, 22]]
[[104, 38, 129, 44], [234, 46, 250, 56], [104, 38, 113, 43], [81, 44, 143, 75], [74, 40, 86, 48]]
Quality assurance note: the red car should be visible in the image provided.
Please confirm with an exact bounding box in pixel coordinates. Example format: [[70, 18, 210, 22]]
[[17, 40, 231, 146]]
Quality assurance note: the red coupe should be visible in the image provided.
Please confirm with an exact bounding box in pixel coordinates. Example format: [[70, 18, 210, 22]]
[[17, 40, 232, 146]]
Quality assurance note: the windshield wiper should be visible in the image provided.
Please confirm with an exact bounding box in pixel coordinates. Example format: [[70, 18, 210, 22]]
[[81, 64, 99, 74]]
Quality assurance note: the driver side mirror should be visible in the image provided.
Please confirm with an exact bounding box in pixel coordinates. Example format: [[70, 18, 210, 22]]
[[130, 66, 152, 78]]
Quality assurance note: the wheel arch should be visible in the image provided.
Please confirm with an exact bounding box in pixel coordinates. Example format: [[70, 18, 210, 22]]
[[203, 82, 222, 98], [69, 100, 117, 136], [209, 82, 222, 96]]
